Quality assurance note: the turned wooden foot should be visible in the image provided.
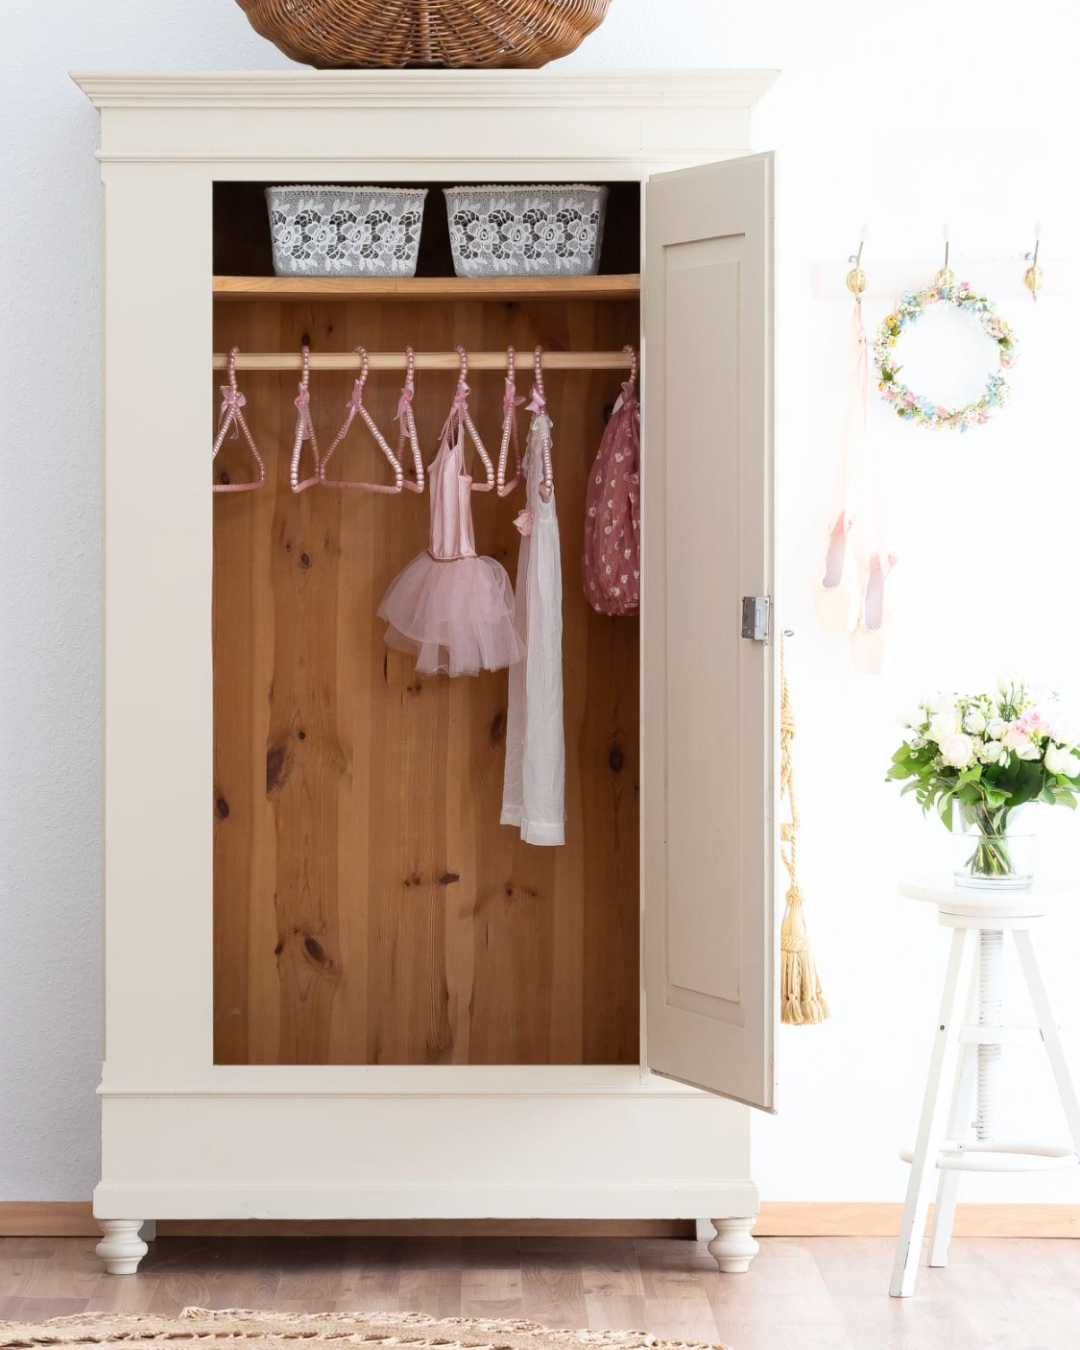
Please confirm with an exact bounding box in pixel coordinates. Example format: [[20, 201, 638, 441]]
[[96, 1219, 148, 1275], [708, 1216, 759, 1273]]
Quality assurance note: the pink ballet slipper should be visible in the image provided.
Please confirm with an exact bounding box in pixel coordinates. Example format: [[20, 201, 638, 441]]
[[849, 553, 899, 674], [813, 513, 861, 633]]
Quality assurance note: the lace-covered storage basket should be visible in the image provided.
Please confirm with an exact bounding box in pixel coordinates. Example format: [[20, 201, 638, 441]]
[[444, 185, 608, 277], [266, 186, 427, 276]]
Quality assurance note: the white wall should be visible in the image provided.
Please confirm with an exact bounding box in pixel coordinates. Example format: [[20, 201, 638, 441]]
[[1, 0, 1076, 1203]]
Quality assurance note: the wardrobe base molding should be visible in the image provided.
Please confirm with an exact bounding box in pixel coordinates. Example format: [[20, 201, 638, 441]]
[[5, 1202, 1080, 1240]]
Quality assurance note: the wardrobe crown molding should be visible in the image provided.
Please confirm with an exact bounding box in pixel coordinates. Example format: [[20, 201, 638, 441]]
[[70, 68, 779, 112]]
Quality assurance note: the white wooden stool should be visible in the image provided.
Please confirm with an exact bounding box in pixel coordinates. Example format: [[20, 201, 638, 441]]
[[890, 879, 1080, 1298]]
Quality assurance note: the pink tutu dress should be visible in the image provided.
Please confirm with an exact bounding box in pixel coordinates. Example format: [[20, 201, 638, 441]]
[[378, 377, 524, 678]]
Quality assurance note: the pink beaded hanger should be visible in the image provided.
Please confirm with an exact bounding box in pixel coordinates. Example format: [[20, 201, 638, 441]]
[[320, 346, 411, 494], [528, 345, 554, 501], [212, 347, 265, 494], [443, 346, 496, 493], [496, 346, 525, 498], [289, 343, 321, 493], [396, 347, 426, 494], [622, 343, 638, 395]]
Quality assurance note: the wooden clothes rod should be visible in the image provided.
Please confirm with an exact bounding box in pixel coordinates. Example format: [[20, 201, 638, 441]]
[[212, 351, 633, 372]]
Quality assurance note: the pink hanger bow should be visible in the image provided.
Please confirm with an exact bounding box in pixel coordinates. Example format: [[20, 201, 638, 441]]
[[526, 385, 546, 415], [396, 382, 415, 421], [346, 379, 365, 413], [294, 388, 310, 410], [219, 385, 246, 437], [504, 377, 526, 411]]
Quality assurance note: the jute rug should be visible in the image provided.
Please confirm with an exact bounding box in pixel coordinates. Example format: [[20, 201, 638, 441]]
[[0, 1309, 732, 1350]]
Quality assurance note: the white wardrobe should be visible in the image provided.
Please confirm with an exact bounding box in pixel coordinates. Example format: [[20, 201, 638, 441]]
[[74, 69, 779, 1278]]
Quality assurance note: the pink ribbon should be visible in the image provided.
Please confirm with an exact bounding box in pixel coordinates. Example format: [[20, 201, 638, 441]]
[[504, 377, 526, 411], [346, 379, 364, 413], [526, 385, 546, 415], [440, 381, 471, 440], [513, 509, 534, 537], [294, 388, 310, 410], [396, 382, 415, 421], [219, 385, 246, 438]]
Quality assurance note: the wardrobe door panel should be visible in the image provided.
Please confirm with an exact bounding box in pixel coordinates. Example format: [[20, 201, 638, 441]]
[[642, 153, 777, 1111]]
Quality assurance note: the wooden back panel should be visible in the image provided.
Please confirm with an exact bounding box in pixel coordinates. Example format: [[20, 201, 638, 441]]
[[212, 297, 640, 1064]]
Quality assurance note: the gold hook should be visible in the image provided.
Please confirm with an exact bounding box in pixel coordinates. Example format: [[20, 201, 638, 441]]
[[1024, 222, 1044, 303], [845, 224, 868, 303], [934, 224, 955, 288]]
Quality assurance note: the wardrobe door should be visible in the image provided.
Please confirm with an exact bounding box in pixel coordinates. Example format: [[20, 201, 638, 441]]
[[642, 152, 777, 1112]]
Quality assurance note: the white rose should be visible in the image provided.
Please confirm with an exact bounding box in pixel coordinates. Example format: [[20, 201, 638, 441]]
[[986, 718, 1007, 740], [931, 693, 958, 714], [940, 733, 975, 769], [1045, 744, 1080, 777], [981, 740, 1005, 764], [964, 710, 986, 734], [1015, 739, 1041, 761], [929, 711, 961, 744]]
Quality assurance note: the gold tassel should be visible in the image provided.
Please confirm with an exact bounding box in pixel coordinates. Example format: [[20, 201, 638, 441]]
[[780, 633, 830, 1025]]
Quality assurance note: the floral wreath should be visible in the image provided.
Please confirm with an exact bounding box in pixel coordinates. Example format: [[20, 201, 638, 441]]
[[873, 279, 1018, 431]]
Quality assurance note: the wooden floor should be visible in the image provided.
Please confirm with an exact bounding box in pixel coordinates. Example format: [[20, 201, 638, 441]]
[[1, 1235, 1078, 1349]]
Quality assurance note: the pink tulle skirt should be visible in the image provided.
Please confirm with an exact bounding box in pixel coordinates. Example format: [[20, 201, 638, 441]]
[[378, 552, 525, 677]]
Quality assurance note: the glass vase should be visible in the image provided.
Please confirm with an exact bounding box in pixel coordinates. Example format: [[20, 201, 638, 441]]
[[952, 804, 1036, 891]]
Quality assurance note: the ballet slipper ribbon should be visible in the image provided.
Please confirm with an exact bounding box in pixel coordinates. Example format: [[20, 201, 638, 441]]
[[514, 509, 534, 537]]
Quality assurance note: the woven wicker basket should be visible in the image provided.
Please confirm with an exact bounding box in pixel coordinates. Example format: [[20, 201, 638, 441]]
[[234, 0, 612, 69]]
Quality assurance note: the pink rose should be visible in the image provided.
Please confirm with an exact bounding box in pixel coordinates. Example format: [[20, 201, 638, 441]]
[[940, 733, 975, 769], [1003, 724, 1030, 750]]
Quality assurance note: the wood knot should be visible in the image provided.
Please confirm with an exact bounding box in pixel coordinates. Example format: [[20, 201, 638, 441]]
[[490, 710, 506, 743], [266, 744, 287, 793], [214, 796, 230, 819], [403, 871, 423, 889], [303, 935, 332, 969], [438, 872, 460, 886], [273, 939, 284, 956], [299, 551, 312, 569], [609, 743, 625, 773]]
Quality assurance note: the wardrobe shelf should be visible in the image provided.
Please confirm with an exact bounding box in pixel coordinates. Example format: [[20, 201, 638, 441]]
[[212, 274, 641, 303]]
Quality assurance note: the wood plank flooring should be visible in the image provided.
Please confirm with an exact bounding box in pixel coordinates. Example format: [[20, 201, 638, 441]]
[[1, 1235, 1077, 1349]]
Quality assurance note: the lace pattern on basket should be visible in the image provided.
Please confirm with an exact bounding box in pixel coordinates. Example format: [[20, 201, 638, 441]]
[[446, 185, 606, 277], [268, 187, 425, 276]]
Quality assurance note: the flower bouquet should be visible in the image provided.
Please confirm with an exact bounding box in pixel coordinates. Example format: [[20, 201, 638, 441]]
[[887, 677, 1080, 888]]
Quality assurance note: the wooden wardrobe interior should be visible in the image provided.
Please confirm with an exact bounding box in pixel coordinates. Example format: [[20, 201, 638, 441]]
[[212, 183, 642, 1067]]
